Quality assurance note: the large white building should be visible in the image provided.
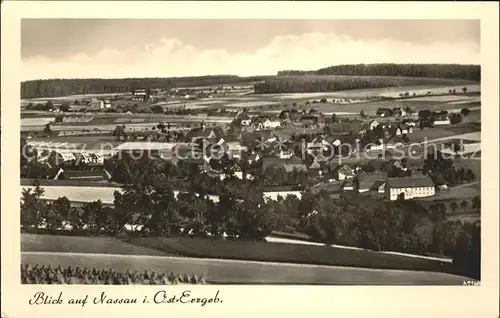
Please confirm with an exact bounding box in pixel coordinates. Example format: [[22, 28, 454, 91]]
[[385, 176, 435, 200]]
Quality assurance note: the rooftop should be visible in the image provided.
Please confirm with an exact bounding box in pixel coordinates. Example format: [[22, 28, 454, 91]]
[[386, 176, 434, 189]]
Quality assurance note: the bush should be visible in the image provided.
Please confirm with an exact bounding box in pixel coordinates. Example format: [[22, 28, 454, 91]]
[[21, 264, 206, 285]]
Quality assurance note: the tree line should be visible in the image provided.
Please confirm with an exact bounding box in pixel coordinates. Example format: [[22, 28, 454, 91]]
[[254, 76, 408, 94], [21, 75, 263, 99], [278, 63, 480, 81]]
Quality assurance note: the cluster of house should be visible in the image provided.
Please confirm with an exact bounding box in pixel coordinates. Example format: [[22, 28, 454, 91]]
[[30, 146, 112, 181], [44, 150, 106, 167], [239, 112, 326, 130], [312, 164, 436, 201], [54, 115, 95, 124], [376, 107, 410, 118]]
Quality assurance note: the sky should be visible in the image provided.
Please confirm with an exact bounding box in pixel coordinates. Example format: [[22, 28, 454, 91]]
[[21, 19, 480, 80]]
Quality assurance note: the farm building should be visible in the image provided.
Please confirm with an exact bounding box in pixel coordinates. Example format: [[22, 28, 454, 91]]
[[368, 120, 381, 130], [247, 152, 261, 164], [395, 125, 414, 135], [392, 108, 406, 117], [47, 151, 76, 167], [332, 164, 355, 181], [73, 152, 105, 166], [376, 108, 393, 117], [186, 128, 217, 141], [223, 142, 248, 159], [53, 168, 112, 181], [262, 156, 307, 173], [356, 172, 388, 194], [132, 89, 149, 101], [300, 114, 323, 127], [385, 176, 435, 201], [55, 115, 94, 123], [433, 116, 451, 126], [342, 180, 355, 191], [68, 104, 89, 112]]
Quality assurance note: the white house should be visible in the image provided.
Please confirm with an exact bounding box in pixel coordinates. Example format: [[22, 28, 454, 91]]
[[241, 119, 252, 126], [334, 164, 355, 181], [396, 125, 414, 135], [385, 176, 435, 201], [434, 118, 451, 126], [100, 100, 112, 109], [369, 120, 381, 130], [279, 149, 294, 159], [262, 119, 282, 129]]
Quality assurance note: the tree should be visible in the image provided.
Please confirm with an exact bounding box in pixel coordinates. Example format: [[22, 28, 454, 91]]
[[460, 108, 471, 116], [465, 169, 476, 182], [151, 105, 165, 114], [43, 123, 52, 135], [449, 113, 463, 125], [471, 195, 481, 210], [60, 103, 70, 112], [450, 202, 458, 214], [81, 200, 103, 235], [360, 110, 365, 118], [49, 196, 72, 230], [462, 87, 468, 94], [460, 200, 469, 212]]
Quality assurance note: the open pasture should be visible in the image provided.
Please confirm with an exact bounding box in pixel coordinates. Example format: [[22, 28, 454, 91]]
[[298, 99, 475, 117], [405, 95, 481, 103], [20, 185, 221, 204], [225, 100, 282, 108], [21, 117, 56, 126], [421, 182, 480, 201], [21, 186, 120, 204], [27, 136, 121, 151]]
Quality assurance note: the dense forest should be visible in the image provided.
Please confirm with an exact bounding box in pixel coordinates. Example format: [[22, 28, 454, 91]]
[[21, 75, 264, 99], [278, 64, 481, 81], [258, 64, 480, 94]]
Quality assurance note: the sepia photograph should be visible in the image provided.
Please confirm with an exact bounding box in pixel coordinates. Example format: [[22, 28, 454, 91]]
[[17, 18, 484, 286]]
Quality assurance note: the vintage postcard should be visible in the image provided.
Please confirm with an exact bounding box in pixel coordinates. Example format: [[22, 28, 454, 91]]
[[1, 1, 499, 317]]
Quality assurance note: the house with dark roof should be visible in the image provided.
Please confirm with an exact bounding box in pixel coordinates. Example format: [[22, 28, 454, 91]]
[[376, 108, 393, 118], [310, 180, 343, 195], [356, 172, 388, 194], [385, 176, 435, 200], [342, 180, 355, 191], [300, 114, 324, 127], [186, 128, 217, 141], [262, 156, 307, 173], [396, 124, 414, 135], [332, 164, 355, 181]]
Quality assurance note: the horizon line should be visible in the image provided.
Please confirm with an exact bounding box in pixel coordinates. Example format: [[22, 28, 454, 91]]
[[21, 62, 481, 83]]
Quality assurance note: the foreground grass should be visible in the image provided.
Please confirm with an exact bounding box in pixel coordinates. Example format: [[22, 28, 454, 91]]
[[122, 236, 456, 274], [22, 234, 471, 284]]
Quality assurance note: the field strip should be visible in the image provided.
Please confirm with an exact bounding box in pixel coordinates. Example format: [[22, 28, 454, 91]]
[[21, 251, 467, 285], [266, 236, 453, 263]]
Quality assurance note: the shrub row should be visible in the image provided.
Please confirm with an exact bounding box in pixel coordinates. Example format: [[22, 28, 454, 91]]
[[21, 264, 206, 285]]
